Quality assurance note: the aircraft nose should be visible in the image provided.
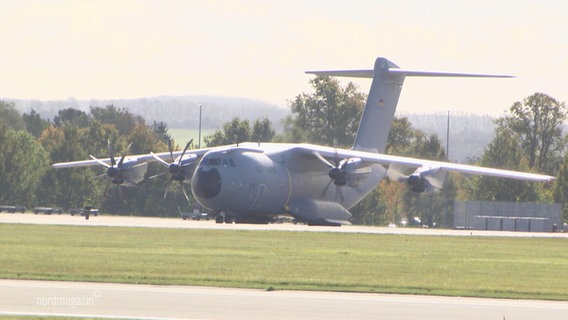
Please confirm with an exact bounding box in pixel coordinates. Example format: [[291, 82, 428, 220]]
[[193, 167, 222, 199]]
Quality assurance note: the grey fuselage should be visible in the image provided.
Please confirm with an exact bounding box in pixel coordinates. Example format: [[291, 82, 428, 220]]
[[191, 143, 387, 221]]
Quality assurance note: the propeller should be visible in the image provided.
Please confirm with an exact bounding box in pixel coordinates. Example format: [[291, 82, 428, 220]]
[[90, 139, 133, 185], [387, 164, 447, 193], [151, 139, 194, 203], [313, 149, 374, 203], [313, 151, 350, 202], [91, 139, 135, 203]]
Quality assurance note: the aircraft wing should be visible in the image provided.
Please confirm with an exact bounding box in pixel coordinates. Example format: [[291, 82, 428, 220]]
[[52, 148, 211, 169], [291, 144, 555, 182]]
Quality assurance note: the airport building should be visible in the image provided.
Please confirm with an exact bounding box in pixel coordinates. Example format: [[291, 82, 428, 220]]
[[453, 201, 562, 232]]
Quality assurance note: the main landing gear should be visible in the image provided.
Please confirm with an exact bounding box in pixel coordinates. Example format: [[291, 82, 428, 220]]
[[214, 212, 272, 224]]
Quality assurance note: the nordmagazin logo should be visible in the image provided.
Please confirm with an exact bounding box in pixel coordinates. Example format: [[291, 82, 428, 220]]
[[36, 290, 101, 308]]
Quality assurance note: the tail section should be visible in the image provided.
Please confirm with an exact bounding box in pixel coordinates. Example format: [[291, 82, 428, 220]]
[[306, 57, 513, 153]]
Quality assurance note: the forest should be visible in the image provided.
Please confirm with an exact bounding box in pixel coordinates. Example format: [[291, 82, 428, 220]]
[[1, 75, 567, 227]]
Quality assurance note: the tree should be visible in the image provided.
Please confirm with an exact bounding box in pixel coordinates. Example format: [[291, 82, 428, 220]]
[[468, 127, 538, 202], [465, 93, 567, 203], [205, 117, 276, 147], [37, 125, 103, 209], [273, 115, 306, 143], [251, 117, 275, 143], [0, 128, 49, 207], [53, 108, 91, 128], [150, 121, 172, 145], [288, 76, 365, 147], [90, 105, 145, 136], [553, 156, 568, 222], [0, 100, 24, 131], [497, 93, 567, 174], [350, 188, 388, 225], [386, 117, 416, 155], [23, 109, 50, 138], [398, 133, 451, 227]]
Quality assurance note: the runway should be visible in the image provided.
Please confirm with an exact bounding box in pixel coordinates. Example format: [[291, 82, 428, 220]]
[[1, 212, 567, 238], [2, 213, 567, 319], [2, 279, 568, 320]]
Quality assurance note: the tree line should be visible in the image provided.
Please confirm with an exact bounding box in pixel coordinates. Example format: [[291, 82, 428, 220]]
[[1, 76, 567, 225]]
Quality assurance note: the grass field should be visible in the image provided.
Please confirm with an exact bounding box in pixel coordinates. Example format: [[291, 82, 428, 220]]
[[168, 128, 215, 148], [1, 224, 567, 300]]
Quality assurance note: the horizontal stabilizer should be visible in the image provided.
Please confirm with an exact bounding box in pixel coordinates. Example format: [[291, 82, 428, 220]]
[[306, 69, 514, 79], [389, 69, 514, 78], [305, 70, 373, 78]]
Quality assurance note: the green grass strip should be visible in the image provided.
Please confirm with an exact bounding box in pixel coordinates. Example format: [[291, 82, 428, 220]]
[[1, 224, 567, 300]]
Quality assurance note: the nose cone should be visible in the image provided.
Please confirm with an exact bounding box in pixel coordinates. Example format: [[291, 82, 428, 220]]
[[107, 167, 120, 178], [193, 167, 222, 199]]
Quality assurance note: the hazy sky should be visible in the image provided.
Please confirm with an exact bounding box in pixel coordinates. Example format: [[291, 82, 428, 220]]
[[1, 0, 566, 116]]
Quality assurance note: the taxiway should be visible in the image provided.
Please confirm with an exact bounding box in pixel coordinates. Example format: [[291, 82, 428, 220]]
[[1, 279, 568, 320], [1, 213, 567, 238]]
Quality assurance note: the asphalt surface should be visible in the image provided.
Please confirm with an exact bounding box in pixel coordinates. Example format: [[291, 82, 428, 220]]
[[2, 279, 568, 320], [1, 213, 567, 238], [1, 213, 567, 319]]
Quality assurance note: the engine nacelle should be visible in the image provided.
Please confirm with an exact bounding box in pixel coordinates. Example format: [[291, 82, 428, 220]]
[[406, 166, 447, 193], [407, 174, 427, 193]]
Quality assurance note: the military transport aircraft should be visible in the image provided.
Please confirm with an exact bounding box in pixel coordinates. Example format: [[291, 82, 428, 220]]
[[52, 57, 555, 226]]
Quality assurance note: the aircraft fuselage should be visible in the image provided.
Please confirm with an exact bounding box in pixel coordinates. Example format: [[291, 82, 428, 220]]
[[191, 143, 386, 222]]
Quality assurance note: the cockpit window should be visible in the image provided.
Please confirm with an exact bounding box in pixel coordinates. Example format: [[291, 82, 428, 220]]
[[209, 158, 221, 166], [202, 157, 235, 168], [221, 158, 236, 168]]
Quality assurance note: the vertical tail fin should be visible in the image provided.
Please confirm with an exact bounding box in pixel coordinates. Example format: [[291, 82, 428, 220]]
[[306, 57, 513, 153]]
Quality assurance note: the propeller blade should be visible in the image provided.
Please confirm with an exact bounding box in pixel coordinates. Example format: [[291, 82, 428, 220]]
[[168, 139, 175, 162], [352, 166, 372, 174], [151, 152, 171, 168], [163, 180, 173, 199], [321, 179, 334, 199], [313, 151, 335, 169], [117, 155, 126, 168], [107, 139, 116, 167], [178, 139, 193, 166], [148, 172, 167, 180], [335, 185, 345, 203], [424, 171, 447, 190], [118, 186, 127, 204], [386, 163, 408, 182], [117, 141, 133, 168], [181, 181, 190, 203], [90, 155, 111, 168]]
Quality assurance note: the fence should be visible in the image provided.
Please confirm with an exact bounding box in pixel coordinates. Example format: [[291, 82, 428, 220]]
[[453, 201, 561, 232]]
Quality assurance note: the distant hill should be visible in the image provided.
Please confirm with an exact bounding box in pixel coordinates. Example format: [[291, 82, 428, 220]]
[[9, 95, 291, 131], [8, 96, 495, 162], [403, 112, 495, 163]]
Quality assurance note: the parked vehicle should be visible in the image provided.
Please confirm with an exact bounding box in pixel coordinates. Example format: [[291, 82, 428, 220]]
[[0, 205, 26, 213], [33, 207, 63, 214], [69, 208, 99, 217]]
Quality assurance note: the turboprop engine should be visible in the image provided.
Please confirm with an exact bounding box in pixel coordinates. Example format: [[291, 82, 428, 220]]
[[388, 165, 447, 193]]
